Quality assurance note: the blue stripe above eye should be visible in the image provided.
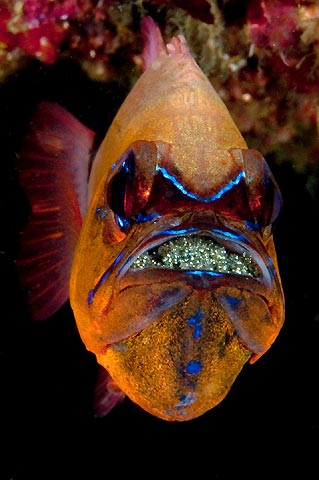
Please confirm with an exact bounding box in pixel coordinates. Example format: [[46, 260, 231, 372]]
[[156, 165, 245, 202]]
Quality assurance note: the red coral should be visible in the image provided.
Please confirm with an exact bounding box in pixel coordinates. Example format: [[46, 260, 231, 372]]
[[0, 0, 88, 64], [246, 0, 319, 92], [0, 5, 14, 48], [247, 0, 299, 63], [22, 0, 80, 25], [18, 24, 67, 63]]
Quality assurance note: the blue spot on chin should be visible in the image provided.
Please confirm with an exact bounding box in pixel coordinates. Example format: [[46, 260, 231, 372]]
[[175, 393, 196, 408], [188, 309, 203, 339], [186, 360, 202, 374]]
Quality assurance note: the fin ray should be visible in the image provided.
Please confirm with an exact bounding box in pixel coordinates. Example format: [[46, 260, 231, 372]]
[[140, 15, 192, 71], [16, 102, 95, 320], [93, 366, 125, 417]]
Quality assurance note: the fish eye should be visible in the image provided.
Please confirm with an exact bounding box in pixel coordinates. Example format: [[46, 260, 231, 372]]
[[105, 141, 158, 233], [242, 149, 283, 235], [106, 150, 135, 232], [107, 150, 135, 231]]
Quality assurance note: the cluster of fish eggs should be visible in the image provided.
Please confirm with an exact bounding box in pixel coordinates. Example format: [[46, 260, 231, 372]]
[[132, 236, 259, 277]]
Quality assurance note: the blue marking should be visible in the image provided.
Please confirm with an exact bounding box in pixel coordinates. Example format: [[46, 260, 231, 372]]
[[87, 289, 94, 306], [116, 215, 129, 229], [134, 212, 157, 223], [156, 165, 244, 202], [175, 393, 196, 408], [213, 229, 246, 242], [87, 269, 111, 306], [96, 207, 107, 219], [161, 227, 197, 236], [87, 252, 124, 305], [268, 257, 274, 267], [223, 295, 240, 309], [186, 360, 202, 374], [188, 309, 203, 339], [245, 219, 259, 231], [187, 270, 222, 277]]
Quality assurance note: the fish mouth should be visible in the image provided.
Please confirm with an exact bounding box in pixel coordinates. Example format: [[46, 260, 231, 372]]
[[130, 235, 260, 278], [116, 224, 275, 295]]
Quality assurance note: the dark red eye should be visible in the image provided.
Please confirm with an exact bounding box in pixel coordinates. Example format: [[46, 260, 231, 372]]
[[106, 141, 158, 231], [107, 149, 135, 229], [242, 149, 283, 233]]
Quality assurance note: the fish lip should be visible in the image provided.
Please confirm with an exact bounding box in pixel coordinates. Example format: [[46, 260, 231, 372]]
[[114, 221, 277, 296]]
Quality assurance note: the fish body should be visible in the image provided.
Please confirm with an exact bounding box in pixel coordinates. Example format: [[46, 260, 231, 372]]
[[17, 17, 284, 421]]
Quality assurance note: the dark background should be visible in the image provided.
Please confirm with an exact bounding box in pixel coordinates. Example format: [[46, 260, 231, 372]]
[[1, 58, 318, 478]]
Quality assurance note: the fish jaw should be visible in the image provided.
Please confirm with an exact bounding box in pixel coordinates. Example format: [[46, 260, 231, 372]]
[[84, 212, 284, 350], [70, 209, 283, 421], [97, 289, 251, 422]]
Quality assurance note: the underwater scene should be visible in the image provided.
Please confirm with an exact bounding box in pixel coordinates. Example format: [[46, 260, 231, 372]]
[[1, 0, 318, 478]]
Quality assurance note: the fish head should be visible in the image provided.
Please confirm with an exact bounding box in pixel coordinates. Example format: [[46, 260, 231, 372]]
[[70, 138, 284, 421]]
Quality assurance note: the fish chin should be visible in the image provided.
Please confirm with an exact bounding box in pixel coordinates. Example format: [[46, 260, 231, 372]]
[[97, 289, 252, 422], [92, 230, 283, 421]]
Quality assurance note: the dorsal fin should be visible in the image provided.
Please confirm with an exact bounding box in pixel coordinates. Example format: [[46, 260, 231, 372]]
[[140, 16, 192, 71]]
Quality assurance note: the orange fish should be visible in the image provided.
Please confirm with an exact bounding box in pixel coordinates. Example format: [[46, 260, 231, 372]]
[[16, 17, 285, 421]]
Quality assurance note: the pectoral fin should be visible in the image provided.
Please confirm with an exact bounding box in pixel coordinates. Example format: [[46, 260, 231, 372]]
[[93, 365, 125, 417], [16, 102, 95, 320]]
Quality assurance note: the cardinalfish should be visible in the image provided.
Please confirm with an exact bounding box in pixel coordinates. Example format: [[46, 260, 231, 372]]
[[16, 17, 285, 421]]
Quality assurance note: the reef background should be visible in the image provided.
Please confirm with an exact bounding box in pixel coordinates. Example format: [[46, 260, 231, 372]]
[[1, 1, 318, 478]]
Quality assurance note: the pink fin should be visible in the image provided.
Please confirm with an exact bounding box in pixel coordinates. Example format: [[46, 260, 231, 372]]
[[140, 16, 191, 70], [93, 366, 125, 417], [16, 102, 95, 321]]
